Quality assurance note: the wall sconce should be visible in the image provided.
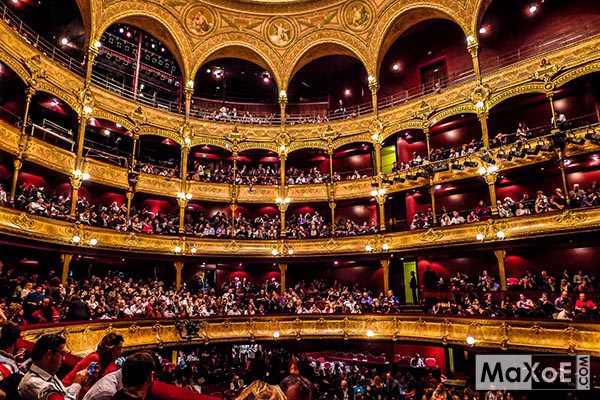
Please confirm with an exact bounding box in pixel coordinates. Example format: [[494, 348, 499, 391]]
[[72, 169, 91, 181], [478, 165, 498, 176], [177, 192, 193, 200]]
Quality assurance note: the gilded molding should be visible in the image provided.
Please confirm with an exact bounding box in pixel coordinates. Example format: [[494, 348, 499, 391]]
[[20, 315, 600, 357]]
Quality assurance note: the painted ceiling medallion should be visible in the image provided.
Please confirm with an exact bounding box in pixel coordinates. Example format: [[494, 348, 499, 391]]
[[342, 1, 373, 32], [185, 5, 216, 36], [266, 17, 296, 48]]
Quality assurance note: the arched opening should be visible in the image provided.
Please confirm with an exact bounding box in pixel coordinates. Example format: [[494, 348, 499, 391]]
[[288, 55, 369, 122], [378, 19, 473, 106], [286, 148, 331, 184], [137, 135, 181, 178], [0, 61, 27, 126], [191, 58, 278, 123], [478, 0, 600, 74], [187, 144, 232, 184], [553, 72, 600, 129], [84, 117, 133, 167], [429, 113, 482, 162], [5, 0, 85, 61], [93, 23, 183, 110], [237, 149, 280, 186], [28, 92, 79, 152], [333, 142, 374, 179]]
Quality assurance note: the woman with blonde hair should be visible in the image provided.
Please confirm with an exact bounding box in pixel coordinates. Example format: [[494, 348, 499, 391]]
[[235, 380, 287, 400]]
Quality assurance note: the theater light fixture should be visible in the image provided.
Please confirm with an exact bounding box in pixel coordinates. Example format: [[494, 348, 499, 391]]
[[432, 163, 450, 173], [177, 192, 193, 200], [496, 230, 506, 239], [371, 188, 386, 197], [466, 336, 476, 345], [393, 175, 405, 183], [83, 105, 93, 114], [366, 329, 375, 338], [416, 171, 429, 179], [365, 245, 373, 252], [273, 331, 280, 339], [475, 233, 485, 242], [174, 246, 182, 253], [566, 134, 585, 145], [464, 160, 479, 168], [89, 238, 98, 246], [509, 149, 526, 159], [371, 180, 379, 188], [191, 247, 197, 254], [93, 40, 102, 49], [524, 144, 540, 155], [272, 249, 279, 256], [585, 132, 600, 143], [451, 163, 465, 170], [72, 235, 81, 244], [405, 173, 418, 181]]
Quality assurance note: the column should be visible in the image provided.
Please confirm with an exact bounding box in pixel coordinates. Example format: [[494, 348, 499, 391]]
[[556, 149, 571, 206], [478, 112, 490, 148], [61, 253, 73, 286], [279, 150, 286, 189], [467, 39, 481, 82], [174, 261, 184, 291], [381, 258, 390, 293], [230, 203, 237, 238], [69, 174, 83, 219], [376, 194, 386, 232], [20, 86, 36, 136], [278, 201, 288, 238], [328, 147, 334, 182], [327, 182, 336, 235], [184, 80, 194, 120], [9, 157, 22, 204], [278, 263, 287, 294], [125, 190, 134, 221], [130, 134, 139, 169], [368, 76, 379, 117], [374, 141, 383, 177], [279, 90, 287, 129], [548, 92, 558, 131], [424, 127, 431, 160], [428, 183, 438, 225], [494, 250, 507, 291], [484, 172, 498, 216], [177, 197, 187, 234], [278, 150, 288, 237]]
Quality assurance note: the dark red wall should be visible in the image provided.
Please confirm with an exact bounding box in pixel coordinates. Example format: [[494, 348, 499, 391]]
[[393, 343, 447, 375], [286, 264, 384, 293], [418, 254, 498, 285], [505, 246, 600, 279]]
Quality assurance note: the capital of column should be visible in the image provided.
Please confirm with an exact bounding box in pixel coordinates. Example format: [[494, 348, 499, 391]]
[[278, 263, 288, 274], [467, 42, 480, 58], [69, 175, 83, 190], [367, 75, 379, 93], [483, 172, 498, 185], [278, 90, 288, 108], [126, 190, 135, 201], [13, 157, 23, 171], [177, 197, 189, 208]]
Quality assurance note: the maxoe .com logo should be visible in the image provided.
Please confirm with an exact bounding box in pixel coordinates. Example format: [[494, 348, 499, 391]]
[[476, 354, 590, 391]]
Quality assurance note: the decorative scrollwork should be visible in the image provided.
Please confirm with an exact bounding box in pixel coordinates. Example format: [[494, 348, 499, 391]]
[[531, 323, 543, 334], [129, 324, 140, 334], [11, 212, 36, 230], [552, 210, 587, 226], [441, 319, 452, 345], [564, 324, 578, 354], [418, 228, 444, 242]]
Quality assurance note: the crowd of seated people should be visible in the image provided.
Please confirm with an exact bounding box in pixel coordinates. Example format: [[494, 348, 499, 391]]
[[190, 104, 338, 125], [139, 161, 180, 178], [410, 201, 492, 230], [14, 183, 72, 220]]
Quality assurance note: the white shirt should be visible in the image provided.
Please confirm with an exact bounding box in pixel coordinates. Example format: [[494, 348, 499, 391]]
[[19, 363, 82, 400], [83, 369, 123, 400]]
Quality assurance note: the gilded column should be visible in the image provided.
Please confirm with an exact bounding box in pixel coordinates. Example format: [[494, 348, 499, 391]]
[[60, 253, 73, 286], [478, 112, 490, 149], [381, 258, 391, 293], [467, 38, 481, 82], [69, 173, 84, 219], [424, 127, 431, 160], [130, 133, 139, 168], [484, 172, 498, 216], [428, 181, 438, 225], [376, 193, 386, 232], [230, 179, 239, 239], [9, 157, 23, 204], [279, 90, 287, 129], [368, 75, 379, 117], [327, 183, 336, 236], [20, 86, 36, 136], [494, 250, 507, 291], [278, 263, 287, 294], [548, 91, 558, 131], [125, 190, 134, 221], [174, 261, 184, 291], [556, 149, 571, 206]]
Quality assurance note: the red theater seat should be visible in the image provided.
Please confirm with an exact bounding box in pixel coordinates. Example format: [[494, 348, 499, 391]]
[[425, 357, 438, 368]]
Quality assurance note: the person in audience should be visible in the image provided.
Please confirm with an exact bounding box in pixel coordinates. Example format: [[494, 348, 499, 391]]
[[534, 190, 549, 214], [575, 293, 597, 314], [111, 352, 155, 400], [63, 333, 124, 397], [0, 321, 23, 380], [279, 375, 313, 400], [554, 290, 572, 313], [549, 188, 566, 211], [409, 353, 425, 368], [19, 334, 87, 400]]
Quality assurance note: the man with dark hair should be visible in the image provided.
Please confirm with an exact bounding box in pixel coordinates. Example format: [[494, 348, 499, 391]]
[[18, 334, 87, 400], [111, 352, 155, 400], [0, 321, 22, 379], [279, 375, 313, 400]]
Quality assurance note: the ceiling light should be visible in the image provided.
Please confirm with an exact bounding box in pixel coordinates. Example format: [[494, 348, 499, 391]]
[[272, 249, 279, 256], [344, 89, 351, 96], [529, 5, 537, 14], [103, 129, 110, 136], [119, 28, 124, 34], [61, 38, 69, 46], [126, 31, 132, 38], [89, 238, 98, 246], [366, 330, 374, 338], [11, 0, 17, 3], [435, 185, 442, 190], [479, 27, 487, 34], [115, 123, 122, 128], [392, 63, 400, 71]]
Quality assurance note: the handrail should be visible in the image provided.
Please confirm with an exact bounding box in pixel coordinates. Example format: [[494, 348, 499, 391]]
[[2, 1, 598, 126]]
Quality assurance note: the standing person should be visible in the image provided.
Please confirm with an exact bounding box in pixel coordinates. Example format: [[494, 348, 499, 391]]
[[409, 271, 418, 304], [110, 352, 155, 400], [18, 334, 87, 400], [63, 333, 124, 398]]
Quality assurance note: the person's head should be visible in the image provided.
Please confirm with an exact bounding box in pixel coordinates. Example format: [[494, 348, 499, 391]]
[[0, 321, 21, 352], [97, 332, 124, 363], [237, 380, 286, 400], [31, 333, 67, 374], [121, 352, 156, 396], [280, 375, 313, 400]]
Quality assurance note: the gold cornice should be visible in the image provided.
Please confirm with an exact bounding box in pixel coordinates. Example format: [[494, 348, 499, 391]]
[[20, 315, 600, 357], [2, 205, 600, 258]]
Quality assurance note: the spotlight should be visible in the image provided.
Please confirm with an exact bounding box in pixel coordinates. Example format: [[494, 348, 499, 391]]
[[393, 176, 405, 183], [464, 161, 479, 168], [451, 163, 465, 170], [479, 27, 487, 34], [416, 171, 429, 179], [392, 63, 400, 71], [466, 336, 476, 345], [191, 247, 197, 254], [482, 155, 495, 164], [366, 329, 375, 338], [585, 133, 600, 143], [524, 145, 540, 155], [432, 163, 450, 173], [529, 4, 538, 14], [509, 150, 525, 159], [344, 89, 351, 96], [566, 136, 585, 145], [119, 27, 124, 34], [61, 37, 69, 46], [287, 248, 294, 255]]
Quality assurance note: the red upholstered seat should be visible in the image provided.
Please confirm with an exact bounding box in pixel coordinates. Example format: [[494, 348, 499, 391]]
[[425, 357, 437, 368]]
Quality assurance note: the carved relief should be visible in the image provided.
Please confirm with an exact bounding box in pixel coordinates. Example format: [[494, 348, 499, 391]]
[[342, 1, 373, 32], [266, 18, 295, 48], [185, 6, 216, 36]]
